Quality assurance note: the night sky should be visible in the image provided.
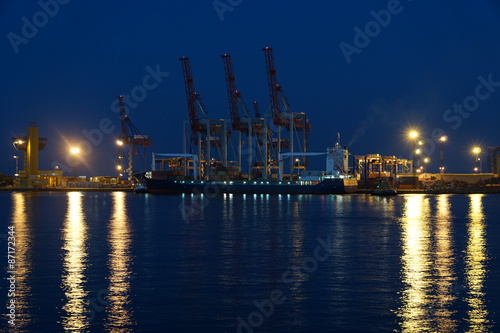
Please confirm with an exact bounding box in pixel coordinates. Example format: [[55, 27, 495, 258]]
[[2, 1, 500, 176]]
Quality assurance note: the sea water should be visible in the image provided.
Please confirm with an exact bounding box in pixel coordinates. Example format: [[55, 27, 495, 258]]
[[0, 191, 499, 332]]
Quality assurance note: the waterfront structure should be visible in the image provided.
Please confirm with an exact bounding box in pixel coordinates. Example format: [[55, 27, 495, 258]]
[[177, 48, 310, 183], [12, 123, 62, 188]]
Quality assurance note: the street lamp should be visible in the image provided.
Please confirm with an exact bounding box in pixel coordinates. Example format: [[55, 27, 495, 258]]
[[408, 130, 419, 188], [70, 147, 80, 178], [13, 156, 19, 177], [439, 136, 447, 174], [423, 157, 430, 173], [472, 146, 481, 173]]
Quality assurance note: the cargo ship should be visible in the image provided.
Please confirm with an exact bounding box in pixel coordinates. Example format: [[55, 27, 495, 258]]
[[142, 143, 358, 194]]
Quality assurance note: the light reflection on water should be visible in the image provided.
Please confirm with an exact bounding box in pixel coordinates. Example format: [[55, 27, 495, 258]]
[[397, 194, 492, 332], [433, 195, 457, 333], [105, 191, 135, 331], [2, 192, 497, 332], [399, 195, 434, 332], [61, 192, 89, 331], [10, 193, 32, 330], [465, 194, 490, 332]]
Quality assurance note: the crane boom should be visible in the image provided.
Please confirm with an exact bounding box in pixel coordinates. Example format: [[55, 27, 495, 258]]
[[263, 47, 283, 125], [221, 54, 241, 131], [179, 57, 202, 132]]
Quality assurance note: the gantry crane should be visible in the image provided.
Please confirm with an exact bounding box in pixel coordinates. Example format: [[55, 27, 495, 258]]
[[116, 95, 152, 181], [221, 54, 274, 179], [263, 47, 311, 179], [179, 57, 228, 179]]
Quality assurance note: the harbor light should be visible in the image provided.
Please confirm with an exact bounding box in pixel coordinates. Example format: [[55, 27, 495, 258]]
[[439, 136, 447, 174], [70, 147, 80, 178], [423, 157, 430, 173], [408, 129, 419, 188], [13, 155, 19, 177], [472, 146, 481, 173]]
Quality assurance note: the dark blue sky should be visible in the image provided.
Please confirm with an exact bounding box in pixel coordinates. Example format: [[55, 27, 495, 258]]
[[2, 0, 500, 176]]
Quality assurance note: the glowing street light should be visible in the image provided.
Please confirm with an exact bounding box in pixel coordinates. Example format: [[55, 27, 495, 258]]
[[472, 146, 481, 173], [13, 156, 19, 177], [423, 157, 430, 173], [439, 135, 447, 174], [116, 140, 124, 146], [408, 130, 419, 189], [70, 147, 80, 178]]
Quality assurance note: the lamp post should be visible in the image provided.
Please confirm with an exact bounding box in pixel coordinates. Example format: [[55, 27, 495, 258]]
[[116, 164, 123, 183], [472, 146, 481, 173], [409, 130, 419, 188], [423, 157, 430, 173], [439, 136, 447, 174], [70, 147, 80, 179], [13, 155, 19, 177]]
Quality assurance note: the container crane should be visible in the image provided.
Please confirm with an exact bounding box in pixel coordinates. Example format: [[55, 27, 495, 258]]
[[179, 57, 228, 179], [262, 47, 311, 179], [116, 95, 152, 181]]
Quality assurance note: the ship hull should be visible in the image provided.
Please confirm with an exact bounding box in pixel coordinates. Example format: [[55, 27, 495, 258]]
[[144, 177, 358, 194]]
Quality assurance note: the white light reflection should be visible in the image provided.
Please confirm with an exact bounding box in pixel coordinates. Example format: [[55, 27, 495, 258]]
[[433, 195, 457, 332], [105, 191, 135, 330], [398, 194, 433, 332], [10, 193, 32, 329], [61, 192, 89, 331], [464, 194, 490, 331]]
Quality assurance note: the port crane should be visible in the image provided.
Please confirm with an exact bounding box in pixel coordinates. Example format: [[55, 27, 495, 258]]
[[221, 54, 271, 179], [263, 47, 311, 179], [116, 95, 152, 181], [179, 56, 228, 180]]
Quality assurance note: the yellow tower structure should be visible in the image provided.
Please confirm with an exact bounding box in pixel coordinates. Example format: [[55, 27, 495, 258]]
[[12, 123, 48, 188]]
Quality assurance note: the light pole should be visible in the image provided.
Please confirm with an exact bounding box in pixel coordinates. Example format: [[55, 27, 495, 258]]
[[13, 156, 19, 177], [70, 147, 80, 179], [472, 146, 481, 173], [439, 136, 447, 174], [409, 130, 419, 188], [423, 157, 430, 173]]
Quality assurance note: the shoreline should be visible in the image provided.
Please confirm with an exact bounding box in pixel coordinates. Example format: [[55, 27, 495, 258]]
[[0, 187, 499, 194], [0, 187, 134, 192]]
